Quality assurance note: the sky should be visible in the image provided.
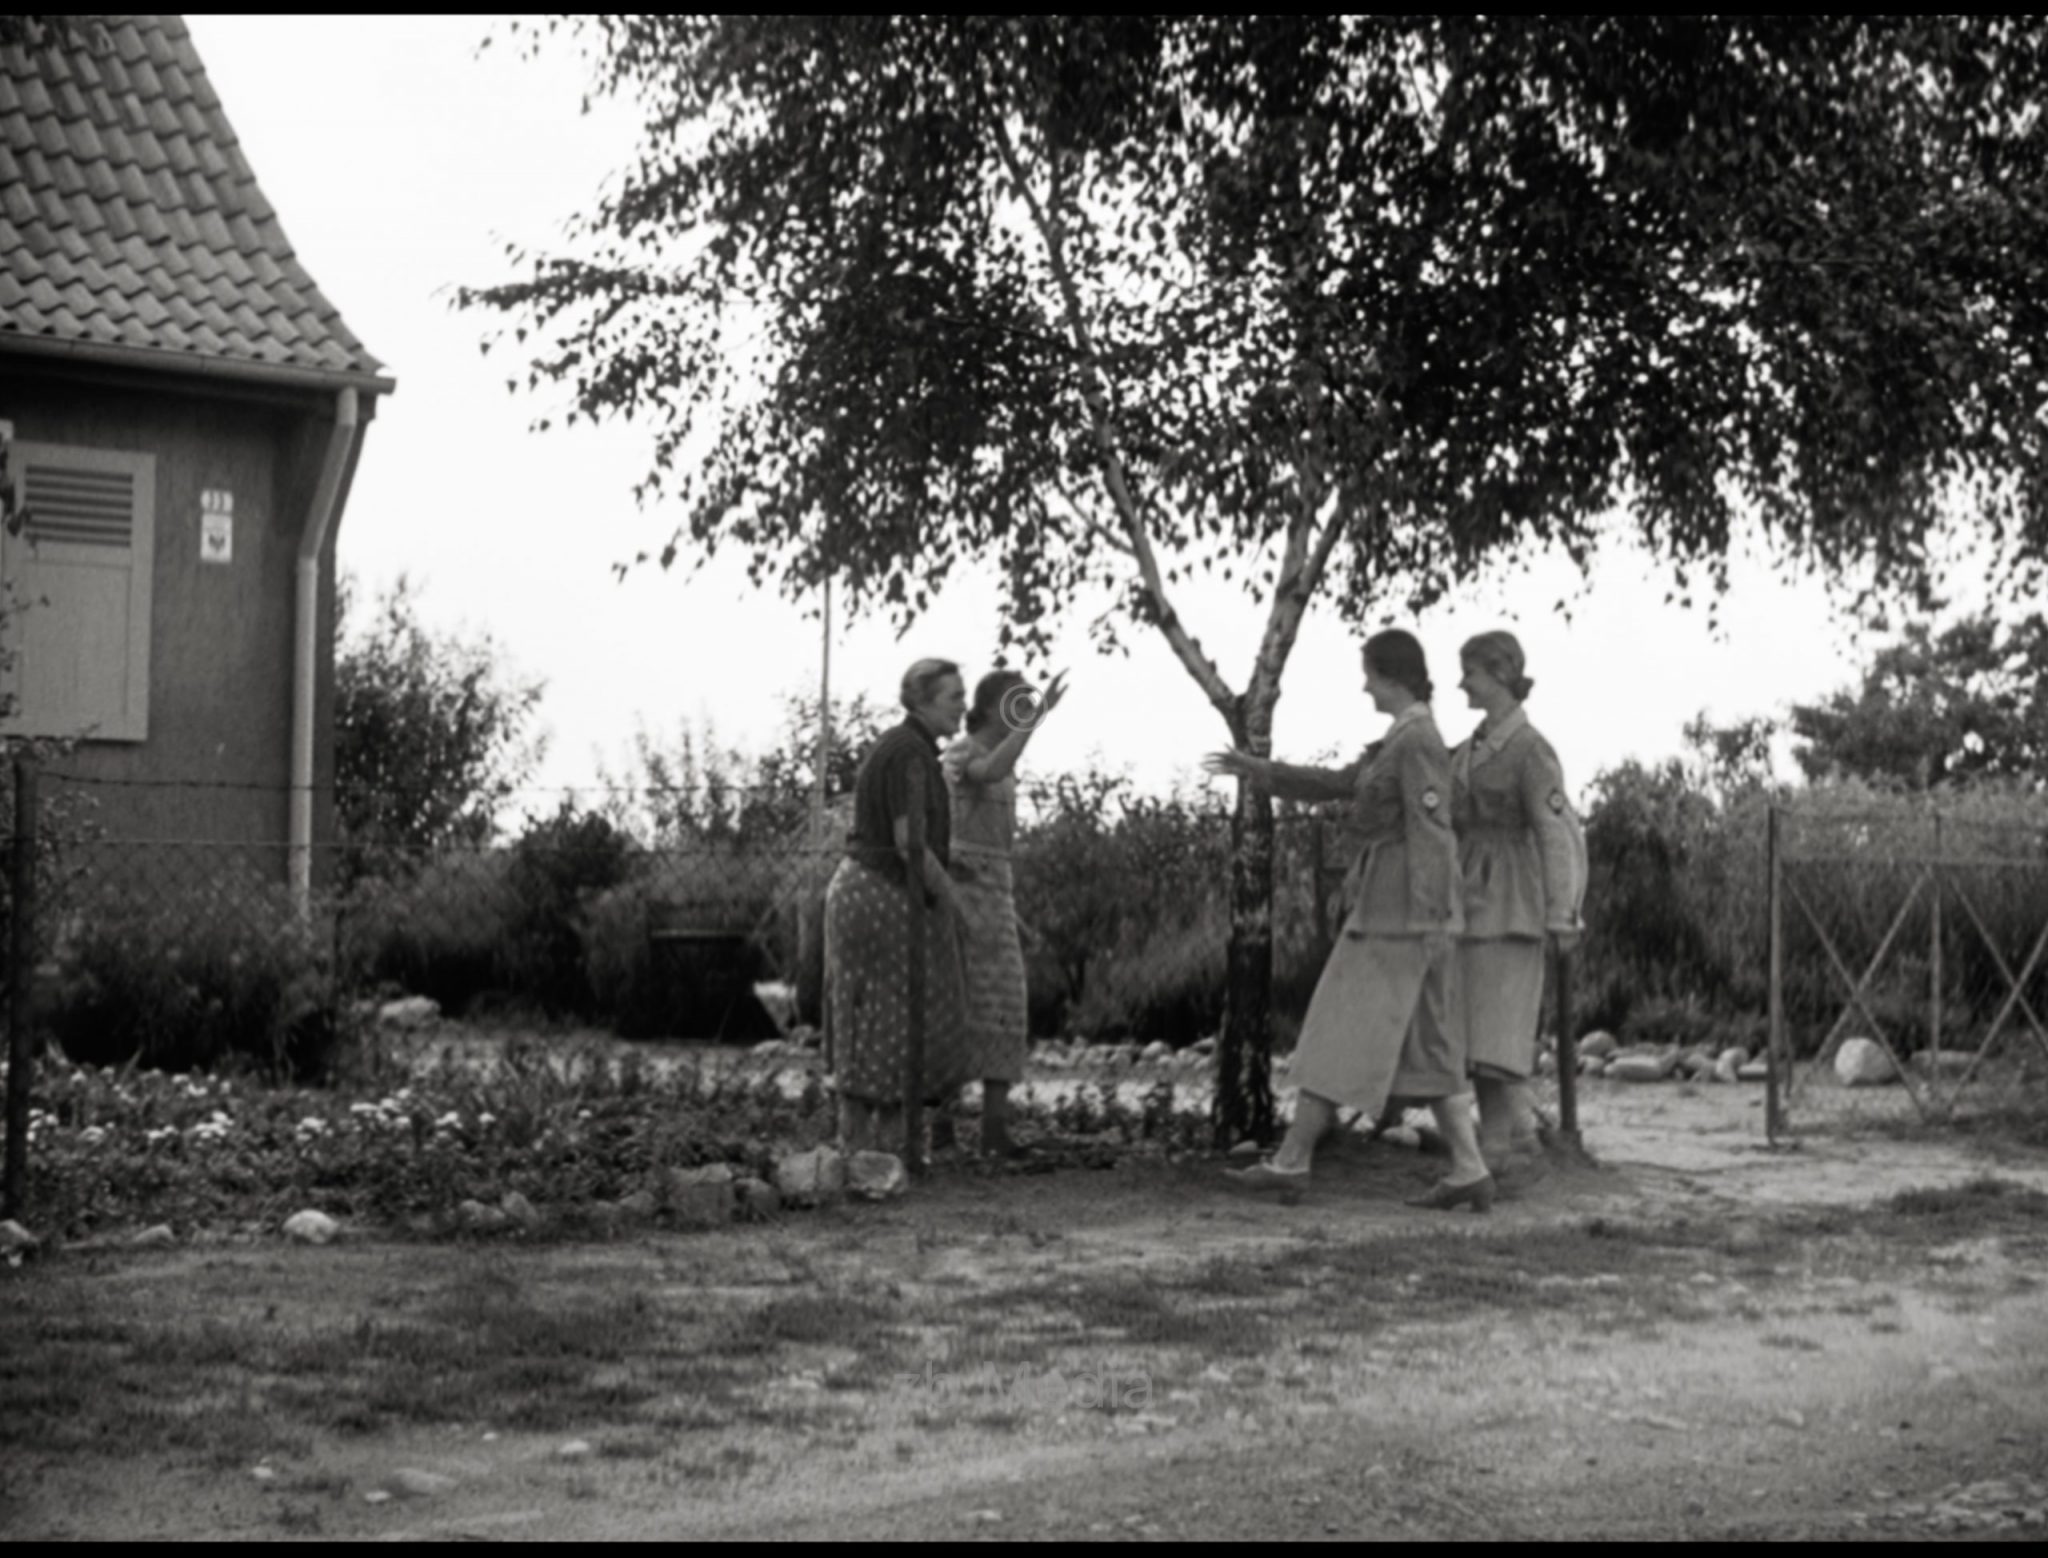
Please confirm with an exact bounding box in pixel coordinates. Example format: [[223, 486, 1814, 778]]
[[185, 14, 1906, 813]]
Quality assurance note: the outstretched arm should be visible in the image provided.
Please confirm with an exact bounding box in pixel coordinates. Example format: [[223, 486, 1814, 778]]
[[1204, 749, 1361, 802]]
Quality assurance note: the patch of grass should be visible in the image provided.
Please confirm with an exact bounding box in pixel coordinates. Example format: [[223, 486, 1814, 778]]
[[1760, 1334, 1825, 1352], [711, 1289, 900, 1359]]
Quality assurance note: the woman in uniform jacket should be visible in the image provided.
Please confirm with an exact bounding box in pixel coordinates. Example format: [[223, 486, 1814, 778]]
[[1204, 629, 1495, 1210], [1450, 631, 1586, 1172]]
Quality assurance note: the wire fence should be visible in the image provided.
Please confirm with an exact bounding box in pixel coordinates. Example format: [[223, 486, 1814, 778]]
[[1767, 803, 2048, 1136], [1, 766, 1369, 1083]]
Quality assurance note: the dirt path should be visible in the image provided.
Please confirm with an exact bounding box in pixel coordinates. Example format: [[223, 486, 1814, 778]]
[[6, 1080, 2048, 1542]]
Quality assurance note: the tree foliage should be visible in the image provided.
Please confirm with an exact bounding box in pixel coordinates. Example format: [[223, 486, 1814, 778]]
[[468, 16, 2048, 644], [1790, 611, 2048, 790], [334, 575, 546, 863]]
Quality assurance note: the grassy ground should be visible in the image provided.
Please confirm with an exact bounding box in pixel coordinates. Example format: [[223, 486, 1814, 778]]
[[6, 1128, 2048, 1539]]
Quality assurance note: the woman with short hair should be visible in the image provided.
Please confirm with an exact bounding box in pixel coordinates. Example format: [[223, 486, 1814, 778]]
[[1204, 629, 1495, 1210], [824, 657, 974, 1152], [1450, 631, 1586, 1174], [943, 667, 1068, 1156]]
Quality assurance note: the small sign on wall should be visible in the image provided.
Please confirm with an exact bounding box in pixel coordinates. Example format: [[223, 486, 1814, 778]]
[[201, 488, 232, 564]]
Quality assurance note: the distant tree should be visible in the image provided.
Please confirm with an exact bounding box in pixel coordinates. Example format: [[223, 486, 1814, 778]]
[[466, 16, 2048, 1142], [1789, 612, 2048, 791], [1681, 711, 1781, 804], [334, 574, 546, 866], [599, 692, 888, 847]]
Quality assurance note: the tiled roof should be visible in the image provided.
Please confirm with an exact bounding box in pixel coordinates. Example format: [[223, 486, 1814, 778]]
[[0, 16, 387, 385]]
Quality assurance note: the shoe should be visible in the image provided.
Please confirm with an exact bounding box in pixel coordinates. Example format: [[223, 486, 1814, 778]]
[[1224, 1161, 1310, 1191], [1405, 1175, 1496, 1213]]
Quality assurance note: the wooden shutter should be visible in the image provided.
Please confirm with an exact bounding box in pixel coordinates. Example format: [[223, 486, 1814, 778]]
[[0, 441, 155, 742]]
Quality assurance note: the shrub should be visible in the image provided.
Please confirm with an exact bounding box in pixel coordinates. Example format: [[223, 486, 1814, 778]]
[[342, 851, 521, 1017], [501, 803, 636, 1016], [580, 870, 776, 1040], [46, 873, 335, 1076]]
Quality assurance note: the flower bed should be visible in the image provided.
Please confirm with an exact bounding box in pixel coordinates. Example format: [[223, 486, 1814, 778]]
[[8, 1037, 841, 1241]]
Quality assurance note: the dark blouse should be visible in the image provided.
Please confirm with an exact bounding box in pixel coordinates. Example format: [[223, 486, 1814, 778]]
[[844, 715, 952, 885]]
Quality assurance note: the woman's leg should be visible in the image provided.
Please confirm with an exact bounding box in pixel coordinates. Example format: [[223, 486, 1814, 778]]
[[1474, 1073, 1515, 1161], [1427, 1093, 1490, 1187], [1270, 1091, 1336, 1173]]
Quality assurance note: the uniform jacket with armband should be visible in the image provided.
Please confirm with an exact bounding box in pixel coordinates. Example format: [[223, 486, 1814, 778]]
[[1447, 705, 1586, 939], [1263, 703, 1462, 938]]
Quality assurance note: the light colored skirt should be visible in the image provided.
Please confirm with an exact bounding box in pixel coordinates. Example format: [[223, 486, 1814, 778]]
[[1288, 932, 1464, 1111], [1460, 937, 1545, 1080], [823, 858, 971, 1104], [950, 850, 1028, 1083]]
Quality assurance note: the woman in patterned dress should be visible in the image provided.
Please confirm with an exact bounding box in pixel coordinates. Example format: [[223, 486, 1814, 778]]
[[823, 658, 974, 1152], [943, 668, 1068, 1157], [1204, 630, 1495, 1210], [1449, 631, 1586, 1175]]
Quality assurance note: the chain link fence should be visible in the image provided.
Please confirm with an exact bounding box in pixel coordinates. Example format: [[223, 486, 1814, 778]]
[[4, 769, 1386, 1078], [1768, 801, 2048, 1136]]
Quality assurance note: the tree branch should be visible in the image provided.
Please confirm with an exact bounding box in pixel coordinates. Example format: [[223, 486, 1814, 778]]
[[985, 101, 1237, 717]]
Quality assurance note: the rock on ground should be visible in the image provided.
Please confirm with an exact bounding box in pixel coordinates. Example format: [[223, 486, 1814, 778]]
[[735, 1177, 782, 1221], [0, 1219, 38, 1258], [1835, 1036, 1897, 1087], [1610, 1052, 1682, 1083], [131, 1224, 176, 1249], [458, 1200, 514, 1234], [775, 1146, 846, 1207], [282, 1210, 340, 1246], [847, 1151, 908, 1201], [1579, 1030, 1619, 1060], [377, 995, 440, 1029], [500, 1191, 543, 1232]]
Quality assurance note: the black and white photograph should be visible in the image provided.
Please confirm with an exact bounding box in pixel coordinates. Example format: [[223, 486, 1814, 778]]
[[3, 14, 2046, 1540]]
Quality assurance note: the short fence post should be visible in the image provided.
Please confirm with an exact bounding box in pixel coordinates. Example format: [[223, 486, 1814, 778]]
[[902, 762, 927, 1174], [5, 757, 39, 1219], [1766, 802, 1786, 1144]]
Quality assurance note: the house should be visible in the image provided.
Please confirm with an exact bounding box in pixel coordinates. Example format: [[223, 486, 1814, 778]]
[[0, 15, 391, 902]]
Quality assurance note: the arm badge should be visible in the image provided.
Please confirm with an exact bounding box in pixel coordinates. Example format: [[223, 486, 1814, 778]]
[[1548, 789, 1567, 815]]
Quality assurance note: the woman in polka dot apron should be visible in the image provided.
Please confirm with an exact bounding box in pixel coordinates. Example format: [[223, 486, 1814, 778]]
[[824, 659, 974, 1153], [1449, 631, 1586, 1179], [1204, 630, 1494, 1210]]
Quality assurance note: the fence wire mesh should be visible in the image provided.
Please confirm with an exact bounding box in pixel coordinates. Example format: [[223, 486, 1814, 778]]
[[1771, 804, 2048, 1135], [9, 771, 1385, 1083]]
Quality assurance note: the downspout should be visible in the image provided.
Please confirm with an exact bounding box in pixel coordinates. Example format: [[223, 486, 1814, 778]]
[[290, 387, 359, 917]]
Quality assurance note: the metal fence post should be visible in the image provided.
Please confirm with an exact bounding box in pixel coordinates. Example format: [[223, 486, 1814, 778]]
[[1766, 801, 1786, 1144], [903, 762, 927, 1173], [1930, 809, 1944, 1063], [1553, 945, 1580, 1149], [5, 757, 39, 1219]]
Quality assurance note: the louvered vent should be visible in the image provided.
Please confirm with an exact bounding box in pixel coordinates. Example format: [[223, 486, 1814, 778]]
[[23, 464, 134, 548]]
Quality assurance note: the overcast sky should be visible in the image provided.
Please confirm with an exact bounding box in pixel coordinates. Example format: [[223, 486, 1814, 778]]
[[186, 14, 1917, 812]]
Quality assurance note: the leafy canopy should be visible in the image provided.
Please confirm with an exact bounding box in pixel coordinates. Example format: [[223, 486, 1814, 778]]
[[1790, 610, 2048, 791], [465, 17, 2048, 669], [335, 574, 547, 861]]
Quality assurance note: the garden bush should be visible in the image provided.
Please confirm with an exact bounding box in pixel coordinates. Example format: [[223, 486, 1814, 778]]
[[342, 850, 521, 1017], [45, 871, 335, 1076]]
